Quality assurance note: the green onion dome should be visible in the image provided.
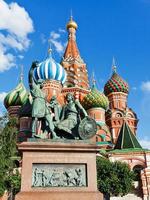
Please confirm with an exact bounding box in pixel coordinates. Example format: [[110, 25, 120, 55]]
[[4, 80, 28, 109], [19, 93, 33, 117], [104, 71, 129, 96], [82, 86, 109, 110]]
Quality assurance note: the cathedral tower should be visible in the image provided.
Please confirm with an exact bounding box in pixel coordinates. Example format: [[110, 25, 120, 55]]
[[61, 15, 90, 101], [104, 60, 138, 144]]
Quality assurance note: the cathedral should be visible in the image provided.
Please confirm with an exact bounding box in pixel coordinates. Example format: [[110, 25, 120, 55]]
[[3, 16, 150, 200]]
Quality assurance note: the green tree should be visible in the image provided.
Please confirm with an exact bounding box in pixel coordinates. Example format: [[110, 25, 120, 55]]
[[0, 115, 21, 199], [97, 157, 135, 199]]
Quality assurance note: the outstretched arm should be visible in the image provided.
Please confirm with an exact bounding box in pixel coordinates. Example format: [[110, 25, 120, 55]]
[[28, 61, 39, 90], [75, 100, 88, 117]]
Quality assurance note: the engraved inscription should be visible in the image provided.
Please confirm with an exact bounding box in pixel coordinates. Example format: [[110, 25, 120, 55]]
[[32, 164, 87, 187]]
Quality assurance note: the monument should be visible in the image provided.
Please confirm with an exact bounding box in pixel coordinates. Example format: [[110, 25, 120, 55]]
[[15, 61, 103, 200], [3, 15, 150, 200]]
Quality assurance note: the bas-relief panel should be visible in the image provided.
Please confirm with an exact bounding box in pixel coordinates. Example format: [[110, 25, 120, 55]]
[[32, 163, 87, 187]]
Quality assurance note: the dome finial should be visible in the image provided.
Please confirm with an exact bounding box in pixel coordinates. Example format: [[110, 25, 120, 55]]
[[112, 56, 117, 73], [70, 9, 73, 21], [48, 39, 52, 58], [66, 11, 78, 30], [20, 64, 24, 82], [91, 72, 96, 88]]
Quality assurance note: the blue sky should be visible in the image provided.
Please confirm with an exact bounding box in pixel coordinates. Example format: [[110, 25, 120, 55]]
[[0, 0, 150, 147]]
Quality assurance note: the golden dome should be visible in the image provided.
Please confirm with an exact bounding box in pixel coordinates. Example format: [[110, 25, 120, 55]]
[[66, 17, 78, 30]]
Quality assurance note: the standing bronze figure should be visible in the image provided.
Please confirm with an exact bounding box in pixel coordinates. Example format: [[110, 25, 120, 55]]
[[28, 61, 59, 139]]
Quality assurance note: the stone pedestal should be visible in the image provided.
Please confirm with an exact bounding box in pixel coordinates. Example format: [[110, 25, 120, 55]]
[[15, 140, 102, 200]]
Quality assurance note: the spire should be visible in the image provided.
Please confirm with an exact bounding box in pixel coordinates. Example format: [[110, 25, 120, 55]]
[[20, 65, 23, 82], [63, 15, 80, 59], [114, 121, 142, 149], [91, 72, 96, 89], [112, 57, 117, 73], [61, 15, 89, 89], [66, 12, 78, 31], [48, 39, 52, 58], [70, 9, 73, 21]]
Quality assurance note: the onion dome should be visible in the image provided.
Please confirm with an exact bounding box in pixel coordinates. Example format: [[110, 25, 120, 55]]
[[4, 80, 28, 109], [66, 15, 78, 30], [82, 83, 109, 110], [19, 93, 33, 117], [104, 61, 129, 96], [34, 49, 67, 84]]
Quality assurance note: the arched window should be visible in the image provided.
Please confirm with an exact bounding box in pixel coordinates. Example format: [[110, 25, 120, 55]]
[[116, 113, 123, 118], [126, 112, 134, 118], [113, 111, 123, 118], [132, 165, 144, 197], [133, 165, 144, 181]]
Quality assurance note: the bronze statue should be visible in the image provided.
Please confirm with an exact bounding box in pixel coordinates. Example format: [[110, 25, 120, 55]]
[[57, 93, 88, 135], [29, 62, 97, 140], [28, 61, 59, 139], [48, 96, 62, 124]]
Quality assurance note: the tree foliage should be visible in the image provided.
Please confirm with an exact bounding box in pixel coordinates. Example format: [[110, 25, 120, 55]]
[[97, 157, 135, 197], [0, 115, 21, 198]]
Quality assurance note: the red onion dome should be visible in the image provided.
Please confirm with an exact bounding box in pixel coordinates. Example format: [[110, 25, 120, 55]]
[[104, 71, 129, 96]]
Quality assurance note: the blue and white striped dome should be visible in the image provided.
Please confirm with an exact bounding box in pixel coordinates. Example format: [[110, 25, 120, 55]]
[[34, 54, 67, 84]]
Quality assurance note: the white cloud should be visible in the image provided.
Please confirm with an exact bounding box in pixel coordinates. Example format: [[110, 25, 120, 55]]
[[18, 55, 24, 60], [0, 0, 34, 38], [0, 92, 7, 116], [49, 29, 66, 55], [50, 39, 65, 53], [139, 139, 150, 149], [50, 31, 60, 40], [141, 81, 150, 92], [58, 28, 66, 33], [0, 92, 7, 118], [0, 92, 7, 102], [0, 33, 24, 51], [0, 50, 15, 72], [0, 0, 34, 72]]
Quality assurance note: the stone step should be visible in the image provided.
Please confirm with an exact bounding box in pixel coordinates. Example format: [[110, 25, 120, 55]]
[[110, 194, 142, 200]]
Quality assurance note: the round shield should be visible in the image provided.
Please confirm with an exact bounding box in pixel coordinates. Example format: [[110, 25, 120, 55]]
[[78, 117, 97, 140]]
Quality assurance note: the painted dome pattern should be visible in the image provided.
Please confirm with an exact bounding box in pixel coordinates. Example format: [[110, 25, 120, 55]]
[[104, 72, 129, 96], [4, 81, 28, 109], [34, 55, 67, 84], [82, 87, 109, 110]]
